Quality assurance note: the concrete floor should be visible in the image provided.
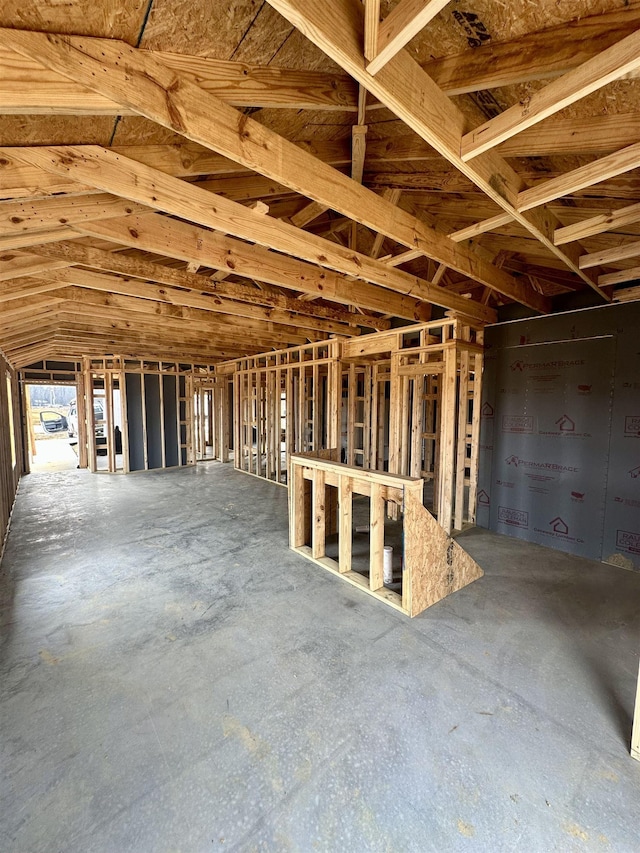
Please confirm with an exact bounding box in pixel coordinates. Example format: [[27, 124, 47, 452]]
[[29, 437, 79, 474], [1, 463, 639, 853]]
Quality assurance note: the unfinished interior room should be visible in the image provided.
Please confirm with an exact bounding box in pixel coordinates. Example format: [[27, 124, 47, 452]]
[[1, 0, 640, 849]]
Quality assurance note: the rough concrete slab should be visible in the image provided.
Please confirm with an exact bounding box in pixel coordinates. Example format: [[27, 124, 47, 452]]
[[1, 463, 639, 852]]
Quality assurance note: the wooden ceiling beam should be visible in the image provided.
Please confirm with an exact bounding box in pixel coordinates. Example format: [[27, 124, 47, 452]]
[[264, 0, 604, 301], [52, 297, 315, 349], [32, 266, 360, 336], [518, 142, 640, 212], [48, 326, 249, 361], [554, 201, 640, 246], [598, 267, 640, 287], [28, 240, 388, 330], [71, 213, 435, 322], [0, 30, 528, 313], [498, 114, 640, 159], [461, 29, 640, 161], [10, 145, 498, 321], [0, 275, 65, 302], [0, 228, 73, 251], [366, 0, 451, 76], [0, 253, 71, 282], [579, 241, 640, 270], [0, 45, 357, 114], [289, 201, 331, 229], [423, 5, 640, 96], [1, 195, 143, 235], [449, 213, 514, 243]]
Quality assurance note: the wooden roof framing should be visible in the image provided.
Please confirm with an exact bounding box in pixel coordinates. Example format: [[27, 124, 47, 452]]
[[0, 0, 639, 366]]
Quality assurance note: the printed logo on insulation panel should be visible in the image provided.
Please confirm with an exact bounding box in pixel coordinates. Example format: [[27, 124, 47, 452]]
[[481, 402, 494, 419], [616, 530, 640, 555], [497, 506, 528, 529], [504, 455, 579, 473], [624, 416, 640, 437], [502, 415, 534, 434]]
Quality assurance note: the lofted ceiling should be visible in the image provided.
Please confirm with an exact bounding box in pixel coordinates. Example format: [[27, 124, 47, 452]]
[[1, 0, 640, 367]]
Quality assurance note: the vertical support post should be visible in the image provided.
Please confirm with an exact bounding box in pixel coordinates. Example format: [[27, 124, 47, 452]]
[[312, 362, 320, 451], [220, 379, 230, 463], [468, 351, 483, 524], [438, 343, 457, 533], [370, 364, 379, 469], [338, 474, 353, 573], [347, 364, 356, 466], [159, 371, 166, 469], [233, 374, 240, 470], [410, 376, 422, 478], [23, 381, 35, 467], [175, 369, 181, 467], [286, 367, 294, 466], [253, 369, 260, 476], [454, 348, 470, 531], [312, 468, 326, 559], [265, 370, 272, 480], [388, 354, 400, 474], [327, 350, 341, 452], [369, 481, 385, 590], [105, 371, 115, 473], [297, 364, 305, 452], [289, 460, 306, 548], [399, 372, 411, 475], [363, 365, 372, 466]]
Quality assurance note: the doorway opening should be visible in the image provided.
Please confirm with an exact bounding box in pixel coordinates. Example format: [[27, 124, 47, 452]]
[[24, 382, 79, 473]]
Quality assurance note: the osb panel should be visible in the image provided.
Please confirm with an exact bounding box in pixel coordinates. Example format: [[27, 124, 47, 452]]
[[110, 106, 355, 148], [257, 109, 354, 143], [110, 115, 191, 147], [477, 79, 640, 131], [0, 0, 148, 42], [0, 115, 114, 146], [404, 495, 483, 617], [394, 0, 634, 64], [139, 0, 262, 59]]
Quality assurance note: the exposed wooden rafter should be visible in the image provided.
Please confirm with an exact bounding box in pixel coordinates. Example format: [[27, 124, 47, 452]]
[[461, 29, 640, 161], [0, 46, 358, 114], [0, 28, 541, 312], [366, 0, 451, 76], [263, 0, 607, 302]]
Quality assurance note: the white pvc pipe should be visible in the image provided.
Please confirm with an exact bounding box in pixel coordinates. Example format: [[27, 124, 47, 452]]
[[383, 545, 393, 584]]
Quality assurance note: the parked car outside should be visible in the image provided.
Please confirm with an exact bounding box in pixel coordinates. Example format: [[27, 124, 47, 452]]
[[68, 398, 108, 454]]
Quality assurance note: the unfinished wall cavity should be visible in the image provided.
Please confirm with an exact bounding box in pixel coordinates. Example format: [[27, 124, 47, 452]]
[[80, 357, 212, 473]]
